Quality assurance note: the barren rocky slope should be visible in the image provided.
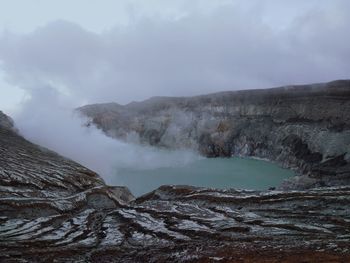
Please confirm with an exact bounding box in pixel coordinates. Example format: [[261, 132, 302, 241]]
[[1, 95, 350, 261], [79, 80, 350, 189], [3, 182, 350, 262]]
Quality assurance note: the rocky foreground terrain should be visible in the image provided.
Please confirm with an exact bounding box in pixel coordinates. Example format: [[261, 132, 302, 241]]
[[1, 81, 350, 262], [80, 80, 350, 189]]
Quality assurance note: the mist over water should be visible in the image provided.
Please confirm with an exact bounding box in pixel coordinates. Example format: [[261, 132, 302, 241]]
[[10, 87, 295, 197], [7, 86, 296, 199], [13, 88, 201, 182]]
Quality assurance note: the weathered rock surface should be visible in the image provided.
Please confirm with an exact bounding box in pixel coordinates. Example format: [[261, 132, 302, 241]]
[[0, 111, 135, 261], [1, 183, 350, 262], [0, 111, 134, 210], [79, 80, 350, 189], [0, 110, 14, 130]]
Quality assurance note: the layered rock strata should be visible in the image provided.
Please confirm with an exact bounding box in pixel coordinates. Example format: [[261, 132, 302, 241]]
[[1, 184, 350, 262]]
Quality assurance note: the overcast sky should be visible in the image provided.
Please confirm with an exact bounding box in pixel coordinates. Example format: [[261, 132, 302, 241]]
[[0, 0, 349, 114]]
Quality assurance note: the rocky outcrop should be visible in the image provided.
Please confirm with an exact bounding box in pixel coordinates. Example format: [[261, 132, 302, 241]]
[[1, 111, 350, 262], [0, 110, 14, 130], [79, 80, 350, 189], [0, 110, 134, 218]]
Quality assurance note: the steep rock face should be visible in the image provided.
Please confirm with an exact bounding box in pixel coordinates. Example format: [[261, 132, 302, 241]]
[[1, 111, 350, 262], [79, 80, 350, 189]]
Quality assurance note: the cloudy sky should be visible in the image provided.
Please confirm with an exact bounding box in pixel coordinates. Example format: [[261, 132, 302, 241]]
[[0, 0, 349, 114]]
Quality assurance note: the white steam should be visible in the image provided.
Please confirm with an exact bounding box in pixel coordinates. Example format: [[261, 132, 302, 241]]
[[13, 87, 201, 184]]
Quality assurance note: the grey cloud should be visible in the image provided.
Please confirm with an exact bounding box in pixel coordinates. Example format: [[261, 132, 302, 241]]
[[0, 3, 349, 105]]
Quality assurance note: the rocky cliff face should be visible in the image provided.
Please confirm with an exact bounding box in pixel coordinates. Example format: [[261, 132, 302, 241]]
[[79, 80, 350, 189]]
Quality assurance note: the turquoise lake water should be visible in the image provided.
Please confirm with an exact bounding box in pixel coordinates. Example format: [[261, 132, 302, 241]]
[[113, 157, 295, 196]]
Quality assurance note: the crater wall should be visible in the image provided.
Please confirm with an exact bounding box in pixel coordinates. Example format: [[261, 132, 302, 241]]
[[79, 80, 350, 189]]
